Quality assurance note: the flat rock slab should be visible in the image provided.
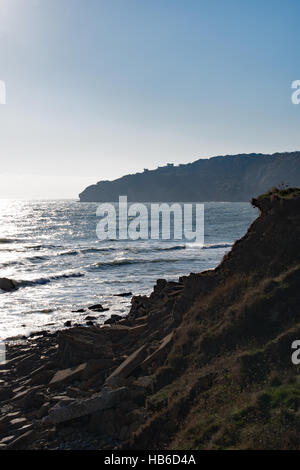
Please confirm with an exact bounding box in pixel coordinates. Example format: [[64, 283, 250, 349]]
[[106, 345, 147, 386], [49, 363, 87, 388], [44, 387, 127, 425], [141, 332, 174, 368], [6, 430, 36, 450]]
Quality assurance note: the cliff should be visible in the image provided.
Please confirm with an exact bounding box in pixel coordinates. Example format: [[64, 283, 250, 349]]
[[79, 152, 300, 202], [1, 188, 300, 450]]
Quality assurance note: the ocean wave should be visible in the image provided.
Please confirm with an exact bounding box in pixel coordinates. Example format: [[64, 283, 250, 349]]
[[134, 245, 186, 253], [58, 244, 186, 257], [58, 249, 80, 256], [88, 257, 181, 270], [202, 242, 233, 250], [0, 254, 49, 268], [185, 242, 233, 249], [26, 244, 63, 251], [15, 271, 84, 288]]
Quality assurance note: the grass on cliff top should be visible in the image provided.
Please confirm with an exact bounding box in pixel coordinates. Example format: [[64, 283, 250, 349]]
[[171, 380, 300, 450], [257, 186, 300, 200]]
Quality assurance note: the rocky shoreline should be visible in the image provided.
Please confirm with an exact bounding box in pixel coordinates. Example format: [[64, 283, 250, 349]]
[[1, 188, 300, 450], [0, 281, 179, 450]]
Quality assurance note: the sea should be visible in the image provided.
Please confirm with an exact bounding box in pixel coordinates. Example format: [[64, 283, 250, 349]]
[[0, 200, 258, 340]]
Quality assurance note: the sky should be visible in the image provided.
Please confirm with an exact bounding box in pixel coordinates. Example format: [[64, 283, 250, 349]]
[[0, 0, 300, 199]]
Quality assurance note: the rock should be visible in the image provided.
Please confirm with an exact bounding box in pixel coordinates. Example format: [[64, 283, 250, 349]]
[[141, 332, 174, 369], [0, 435, 16, 445], [128, 324, 147, 336], [0, 386, 13, 401], [129, 295, 148, 319], [44, 387, 128, 425], [15, 353, 39, 373], [84, 315, 96, 321], [9, 417, 28, 428], [104, 314, 123, 325], [89, 408, 117, 435], [17, 423, 34, 435], [99, 324, 131, 343], [119, 425, 130, 441], [6, 430, 36, 450], [114, 292, 133, 297], [134, 376, 153, 390], [55, 327, 114, 367], [131, 315, 149, 325], [11, 386, 44, 410], [71, 308, 85, 313], [0, 415, 10, 432], [0, 277, 17, 292], [49, 363, 87, 388], [64, 321, 72, 327], [88, 304, 109, 312], [81, 358, 115, 380], [106, 345, 147, 386], [154, 279, 168, 292], [36, 402, 51, 419], [29, 366, 53, 386], [86, 320, 94, 326]]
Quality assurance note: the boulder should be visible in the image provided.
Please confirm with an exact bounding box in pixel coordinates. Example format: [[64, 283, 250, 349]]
[[55, 327, 114, 367], [114, 292, 133, 297], [88, 304, 109, 312], [104, 314, 123, 325], [0, 278, 17, 292]]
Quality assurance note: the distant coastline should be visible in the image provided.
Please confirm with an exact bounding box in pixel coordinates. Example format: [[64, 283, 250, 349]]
[[79, 152, 300, 202]]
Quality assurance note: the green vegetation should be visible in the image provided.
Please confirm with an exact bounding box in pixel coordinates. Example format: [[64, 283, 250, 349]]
[[257, 186, 300, 200]]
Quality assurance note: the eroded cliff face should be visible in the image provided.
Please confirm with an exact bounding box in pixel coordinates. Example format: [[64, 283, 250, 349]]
[[1, 189, 300, 450], [127, 188, 300, 449]]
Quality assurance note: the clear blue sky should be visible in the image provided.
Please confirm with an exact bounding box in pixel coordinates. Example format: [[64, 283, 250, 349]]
[[0, 0, 300, 198]]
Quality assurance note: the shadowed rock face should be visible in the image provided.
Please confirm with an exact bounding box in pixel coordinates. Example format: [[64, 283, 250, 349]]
[[128, 189, 300, 450], [79, 152, 300, 202]]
